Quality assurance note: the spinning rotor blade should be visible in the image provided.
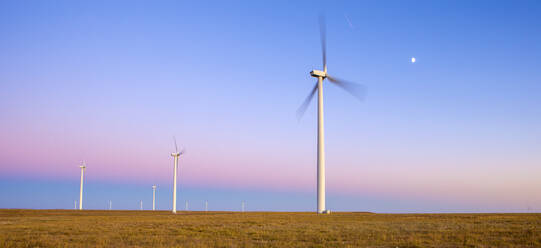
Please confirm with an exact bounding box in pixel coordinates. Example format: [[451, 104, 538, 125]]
[[296, 83, 318, 120], [319, 15, 327, 71], [173, 136, 178, 153], [327, 76, 366, 101]]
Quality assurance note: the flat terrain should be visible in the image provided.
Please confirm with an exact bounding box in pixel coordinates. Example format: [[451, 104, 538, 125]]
[[0, 210, 540, 247]]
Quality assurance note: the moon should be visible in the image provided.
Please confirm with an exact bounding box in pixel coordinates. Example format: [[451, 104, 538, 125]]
[[411, 57, 416, 63]]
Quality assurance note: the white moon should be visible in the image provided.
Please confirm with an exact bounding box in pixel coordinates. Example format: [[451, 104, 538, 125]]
[[411, 57, 416, 63]]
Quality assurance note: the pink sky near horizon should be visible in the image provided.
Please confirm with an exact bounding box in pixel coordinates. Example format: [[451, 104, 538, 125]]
[[2, 113, 539, 211]]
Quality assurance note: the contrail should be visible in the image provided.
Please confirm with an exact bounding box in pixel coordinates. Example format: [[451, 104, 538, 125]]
[[344, 14, 354, 29]]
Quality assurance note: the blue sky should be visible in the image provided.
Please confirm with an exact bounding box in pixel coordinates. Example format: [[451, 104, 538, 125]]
[[1, 0, 540, 212]]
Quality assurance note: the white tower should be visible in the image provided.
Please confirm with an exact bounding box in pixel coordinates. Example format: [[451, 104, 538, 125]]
[[305, 68, 328, 214], [316, 74, 326, 214], [152, 185, 157, 211], [205, 200, 208, 212], [140, 200, 143, 210], [171, 152, 180, 213], [79, 162, 86, 210], [109, 200, 112, 210], [185, 200, 188, 211]]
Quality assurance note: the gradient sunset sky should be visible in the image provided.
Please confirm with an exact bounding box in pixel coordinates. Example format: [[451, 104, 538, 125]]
[[1, 0, 540, 212]]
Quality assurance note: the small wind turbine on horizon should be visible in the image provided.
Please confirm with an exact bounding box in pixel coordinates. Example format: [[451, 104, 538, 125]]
[[78, 162, 86, 210], [152, 185, 157, 211], [297, 16, 366, 214], [171, 137, 185, 214]]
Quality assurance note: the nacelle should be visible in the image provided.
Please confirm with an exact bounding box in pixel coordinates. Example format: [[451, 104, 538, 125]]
[[310, 70, 326, 78]]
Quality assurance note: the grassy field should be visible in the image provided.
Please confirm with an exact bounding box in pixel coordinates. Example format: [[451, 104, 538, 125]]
[[0, 210, 540, 247]]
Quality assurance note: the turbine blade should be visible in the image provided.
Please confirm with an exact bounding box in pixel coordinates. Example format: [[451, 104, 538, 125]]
[[173, 136, 178, 153], [296, 83, 318, 120], [319, 15, 327, 71], [327, 76, 366, 101]]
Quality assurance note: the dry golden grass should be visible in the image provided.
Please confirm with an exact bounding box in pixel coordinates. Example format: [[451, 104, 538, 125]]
[[0, 209, 540, 247]]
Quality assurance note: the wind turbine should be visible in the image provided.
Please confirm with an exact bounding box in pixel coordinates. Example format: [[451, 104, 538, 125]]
[[297, 16, 366, 214], [78, 162, 86, 210], [152, 185, 157, 211], [171, 137, 185, 214]]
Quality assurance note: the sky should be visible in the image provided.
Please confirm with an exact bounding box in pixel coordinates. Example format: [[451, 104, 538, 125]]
[[1, 0, 540, 212]]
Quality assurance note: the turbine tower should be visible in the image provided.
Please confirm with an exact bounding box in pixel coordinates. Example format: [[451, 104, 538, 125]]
[[171, 137, 185, 214], [78, 162, 86, 210], [152, 185, 157, 211], [297, 16, 365, 214]]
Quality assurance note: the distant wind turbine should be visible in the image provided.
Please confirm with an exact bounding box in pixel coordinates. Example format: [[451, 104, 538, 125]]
[[140, 200, 143, 210], [205, 200, 208, 212], [152, 185, 157, 211], [78, 162, 86, 210], [297, 16, 366, 214], [171, 137, 185, 214]]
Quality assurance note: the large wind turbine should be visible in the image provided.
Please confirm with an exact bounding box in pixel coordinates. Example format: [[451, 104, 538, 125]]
[[78, 162, 86, 210], [297, 17, 365, 214], [171, 137, 185, 214]]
